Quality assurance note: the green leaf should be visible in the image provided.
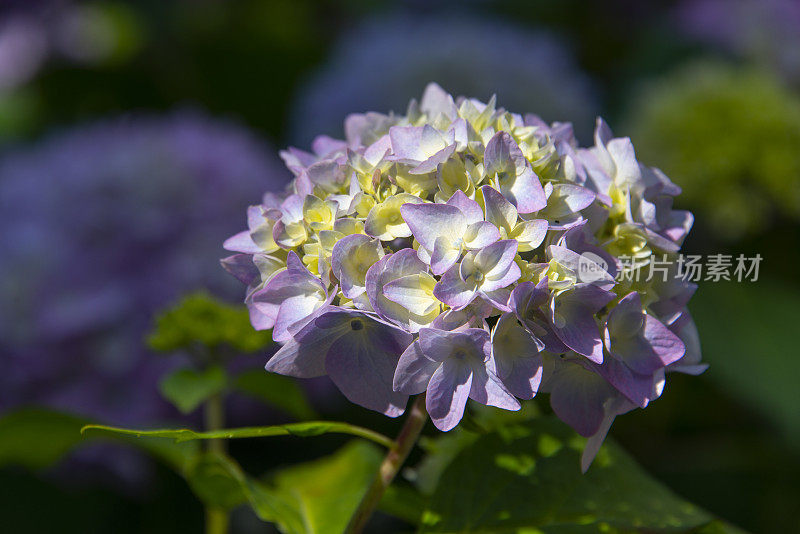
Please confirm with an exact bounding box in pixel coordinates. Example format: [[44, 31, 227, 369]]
[[80, 421, 394, 449], [184, 452, 249, 510], [0, 408, 199, 473], [0, 409, 87, 469], [234, 370, 318, 420], [691, 520, 750, 534], [415, 402, 540, 495], [147, 291, 273, 354], [379, 483, 430, 526], [691, 281, 800, 447], [246, 440, 384, 534], [419, 416, 713, 533], [159, 365, 227, 414]]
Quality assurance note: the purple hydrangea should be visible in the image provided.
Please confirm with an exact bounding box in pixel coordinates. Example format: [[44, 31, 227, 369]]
[[0, 110, 290, 425], [224, 83, 704, 470]]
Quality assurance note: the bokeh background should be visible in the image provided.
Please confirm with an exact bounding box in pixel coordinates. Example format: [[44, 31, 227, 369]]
[[1, 1, 798, 532]]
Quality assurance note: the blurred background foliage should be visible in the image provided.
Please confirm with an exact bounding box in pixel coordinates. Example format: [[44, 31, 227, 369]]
[[1, 0, 798, 532]]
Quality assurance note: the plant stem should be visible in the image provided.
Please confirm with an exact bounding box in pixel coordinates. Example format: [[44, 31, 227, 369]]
[[345, 394, 428, 534], [205, 507, 228, 534], [205, 391, 226, 455], [205, 390, 229, 534]]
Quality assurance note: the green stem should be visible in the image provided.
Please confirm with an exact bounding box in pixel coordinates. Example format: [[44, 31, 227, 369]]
[[345, 394, 428, 534], [205, 507, 228, 534], [204, 390, 229, 534], [80, 421, 395, 449], [204, 391, 226, 455]]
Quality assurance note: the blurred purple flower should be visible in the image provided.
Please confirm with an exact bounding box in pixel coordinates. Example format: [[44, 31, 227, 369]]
[[0, 110, 290, 425], [290, 14, 598, 146], [0, 15, 48, 90], [675, 0, 800, 86]]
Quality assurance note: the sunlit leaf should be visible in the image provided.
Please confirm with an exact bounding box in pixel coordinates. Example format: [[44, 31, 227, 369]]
[[245, 440, 384, 534], [419, 416, 713, 533]]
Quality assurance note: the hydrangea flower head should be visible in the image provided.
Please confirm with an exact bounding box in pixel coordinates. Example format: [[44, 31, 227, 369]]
[[225, 83, 704, 470]]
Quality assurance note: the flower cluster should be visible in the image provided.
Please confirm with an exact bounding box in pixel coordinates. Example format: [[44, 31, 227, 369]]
[[224, 84, 705, 469]]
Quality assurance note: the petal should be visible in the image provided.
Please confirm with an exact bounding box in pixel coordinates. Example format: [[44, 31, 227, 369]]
[[474, 239, 518, 279], [429, 235, 461, 275], [383, 273, 439, 317], [607, 137, 641, 187], [481, 261, 521, 293], [463, 221, 501, 250], [500, 167, 547, 214], [331, 234, 383, 298], [426, 359, 472, 431], [264, 315, 347, 378], [548, 245, 615, 289], [431, 303, 491, 331], [469, 364, 521, 411], [503, 356, 544, 400], [401, 202, 466, 253], [221, 254, 259, 285], [306, 160, 347, 192], [547, 358, 617, 437], [492, 313, 542, 377], [509, 279, 549, 316], [550, 285, 615, 363], [390, 124, 449, 164], [411, 144, 456, 175], [433, 263, 476, 310], [641, 314, 685, 367], [484, 132, 527, 177], [272, 293, 327, 343], [418, 328, 462, 362], [539, 184, 596, 220], [420, 82, 458, 120], [394, 340, 440, 395], [364, 193, 423, 240], [512, 219, 548, 251], [480, 185, 517, 234], [481, 288, 513, 312], [286, 290, 338, 339], [668, 310, 707, 375], [223, 230, 260, 254], [446, 190, 484, 224], [251, 268, 325, 335], [325, 331, 410, 417], [594, 357, 656, 408], [606, 292, 645, 341], [581, 395, 634, 473], [366, 249, 431, 332]]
